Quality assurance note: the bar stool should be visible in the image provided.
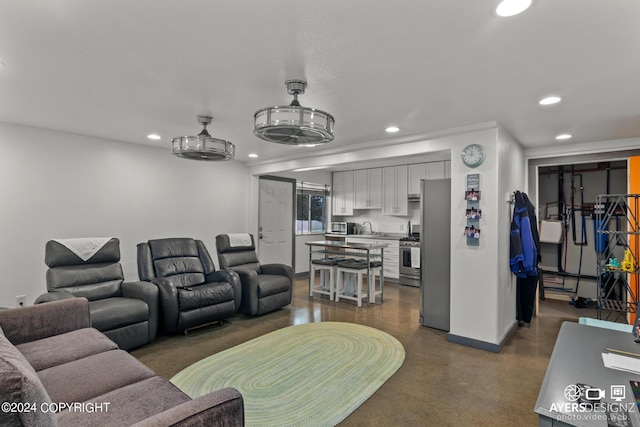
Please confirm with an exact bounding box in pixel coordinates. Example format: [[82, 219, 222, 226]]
[[367, 260, 383, 303], [310, 257, 345, 300], [335, 260, 382, 307]]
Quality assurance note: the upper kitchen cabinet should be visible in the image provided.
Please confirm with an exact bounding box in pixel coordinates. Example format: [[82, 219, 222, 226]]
[[408, 162, 446, 198], [427, 161, 446, 180], [382, 165, 408, 216], [408, 163, 427, 198], [354, 168, 382, 209], [332, 170, 354, 216]]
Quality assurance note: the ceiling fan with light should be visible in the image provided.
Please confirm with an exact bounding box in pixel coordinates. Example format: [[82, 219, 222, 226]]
[[171, 115, 235, 161], [253, 80, 335, 146]]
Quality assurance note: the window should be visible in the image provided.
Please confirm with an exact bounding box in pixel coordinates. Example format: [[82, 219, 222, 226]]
[[296, 182, 328, 234]]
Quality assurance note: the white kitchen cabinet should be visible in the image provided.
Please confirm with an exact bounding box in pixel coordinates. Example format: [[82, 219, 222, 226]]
[[382, 165, 408, 216], [408, 162, 446, 196], [345, 237, 399, 280], [376, 239, 399, 280], [407, 163, 427, 197], [354, 168, 382, 209], [332, 171, 354, 216], [344, 237, 375, 259], [444, 160, 451, 178], [426, 161, 445, 179]]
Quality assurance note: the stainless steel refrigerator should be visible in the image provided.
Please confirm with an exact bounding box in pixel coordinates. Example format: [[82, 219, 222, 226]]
[[419, 178, 451, 331]]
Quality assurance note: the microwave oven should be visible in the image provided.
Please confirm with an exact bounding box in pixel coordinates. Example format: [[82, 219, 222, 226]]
[[330, 222, 358, 234]]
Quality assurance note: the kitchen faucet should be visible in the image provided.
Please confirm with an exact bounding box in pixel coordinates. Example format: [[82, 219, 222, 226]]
[[362, 221, 373, 234]]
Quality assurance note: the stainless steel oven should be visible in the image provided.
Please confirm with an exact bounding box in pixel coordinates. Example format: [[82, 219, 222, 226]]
[[399, 237, 420, 287]]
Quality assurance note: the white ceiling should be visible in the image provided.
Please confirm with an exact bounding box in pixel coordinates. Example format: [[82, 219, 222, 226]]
[[1, 1, 639, 168]]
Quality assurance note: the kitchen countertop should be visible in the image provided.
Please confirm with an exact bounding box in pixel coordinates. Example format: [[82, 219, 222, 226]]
[[324, 233, 405, 240], [306, 240, 389, 250]]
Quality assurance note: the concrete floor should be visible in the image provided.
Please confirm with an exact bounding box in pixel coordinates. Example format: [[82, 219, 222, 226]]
[[132, 278, 584, 426]]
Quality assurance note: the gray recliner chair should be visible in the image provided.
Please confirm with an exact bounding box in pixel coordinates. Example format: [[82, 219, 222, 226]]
[[137, 238, 242, 334], [215, 234, 293, 316], [35, 238, 159, 350]]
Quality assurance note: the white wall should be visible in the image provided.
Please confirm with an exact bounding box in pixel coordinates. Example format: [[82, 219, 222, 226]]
[[525, 137, 640, 160], [448, 128, 499, 345], [448, 126, 524, 347], [496, 125, 524, 343], [0, 122, 251, 307]]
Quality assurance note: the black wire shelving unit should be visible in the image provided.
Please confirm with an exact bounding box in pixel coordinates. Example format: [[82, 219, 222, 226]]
[[595, 194, 640, 323]]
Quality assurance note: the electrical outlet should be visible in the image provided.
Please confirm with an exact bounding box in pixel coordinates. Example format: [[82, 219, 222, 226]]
[[16, 295, 26, 307]]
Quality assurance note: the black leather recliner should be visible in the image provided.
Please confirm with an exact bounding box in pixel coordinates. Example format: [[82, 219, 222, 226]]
[[215, 234, 293, 316], [35, 238, 159, 350], [137, 238, 241, 334]]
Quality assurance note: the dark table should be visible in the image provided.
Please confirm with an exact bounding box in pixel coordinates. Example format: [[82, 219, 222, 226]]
[[535, 321, 640, 426]]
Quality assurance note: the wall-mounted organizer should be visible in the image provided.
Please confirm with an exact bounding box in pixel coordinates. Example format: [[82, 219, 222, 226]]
[[465, 174, 481, 246]]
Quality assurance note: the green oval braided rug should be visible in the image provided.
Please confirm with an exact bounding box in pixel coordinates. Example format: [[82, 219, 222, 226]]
[[171, 321, 405, 427]]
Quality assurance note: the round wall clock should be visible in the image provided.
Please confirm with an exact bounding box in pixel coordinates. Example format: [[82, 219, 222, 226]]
[[461, 144, 486, 168]]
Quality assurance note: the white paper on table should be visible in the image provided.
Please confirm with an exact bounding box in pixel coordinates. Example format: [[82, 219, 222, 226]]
[[602, 352, 640, 375]]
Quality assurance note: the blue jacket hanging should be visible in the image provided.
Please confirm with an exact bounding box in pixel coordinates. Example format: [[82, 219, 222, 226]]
[[510, 191, 540, 278]]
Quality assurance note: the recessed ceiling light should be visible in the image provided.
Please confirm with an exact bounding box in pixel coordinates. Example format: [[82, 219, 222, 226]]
[[539, 96, 562, 106], [299, 144, 319, 147], [248, 153, 259, 158], [496, 0, 532, 17], [555, 134, 572, 140], [385, 126, 400, 133], [293, 166, 328, 172], [147, 134, 161, 140]]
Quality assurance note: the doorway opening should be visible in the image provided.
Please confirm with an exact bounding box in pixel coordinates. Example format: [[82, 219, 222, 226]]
[[258, 176, 295, 269], [536, 160, 628, 320]]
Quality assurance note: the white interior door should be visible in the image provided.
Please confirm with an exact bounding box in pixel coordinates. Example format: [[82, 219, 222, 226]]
[[258, 178, 294, 266]]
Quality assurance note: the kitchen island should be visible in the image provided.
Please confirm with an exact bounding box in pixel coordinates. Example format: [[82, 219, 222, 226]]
[[324, 233, 403, 281], [306, 240, 387, 305]]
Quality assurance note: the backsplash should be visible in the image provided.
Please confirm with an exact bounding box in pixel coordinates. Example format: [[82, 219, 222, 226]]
[[332, 202, 421, 234]]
